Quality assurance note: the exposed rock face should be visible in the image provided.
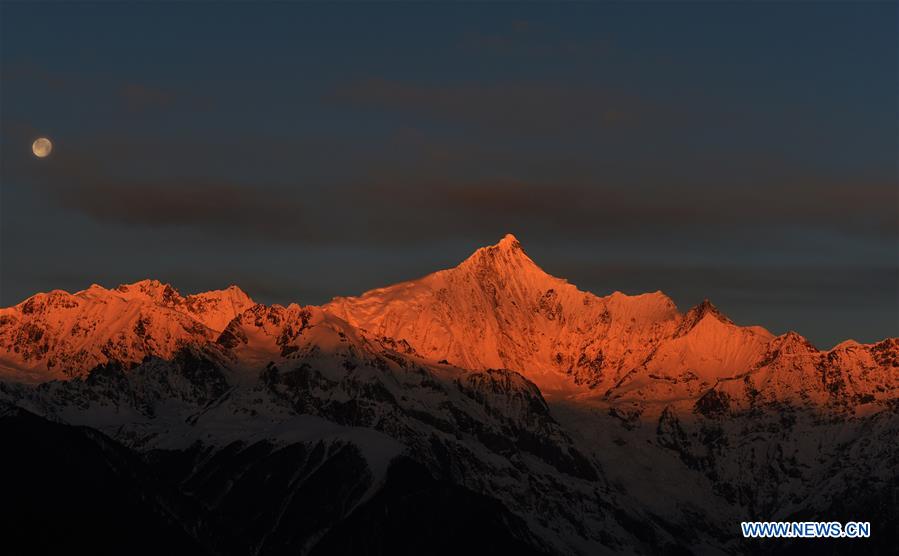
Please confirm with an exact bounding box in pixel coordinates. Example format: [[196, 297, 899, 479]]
[[1, 234, 896, 555]]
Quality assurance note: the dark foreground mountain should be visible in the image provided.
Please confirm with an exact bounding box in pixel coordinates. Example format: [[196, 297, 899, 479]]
[[1, 235, 896, 555]]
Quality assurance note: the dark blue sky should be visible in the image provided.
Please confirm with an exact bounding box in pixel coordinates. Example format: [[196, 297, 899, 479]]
[[1, 2, 896, 347]]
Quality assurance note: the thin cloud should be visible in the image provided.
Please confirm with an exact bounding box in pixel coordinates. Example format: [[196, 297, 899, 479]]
[[354, 177, 899, 241], [7, 135, 895, 246]]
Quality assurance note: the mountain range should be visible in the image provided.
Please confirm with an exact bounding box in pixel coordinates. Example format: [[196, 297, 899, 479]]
[[1, 234, 896, 555]]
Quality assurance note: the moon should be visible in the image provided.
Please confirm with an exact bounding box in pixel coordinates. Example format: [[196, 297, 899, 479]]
[[32, 137, 52, 158]]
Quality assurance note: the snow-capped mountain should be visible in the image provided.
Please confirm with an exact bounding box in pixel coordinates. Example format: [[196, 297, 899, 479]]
[[1, 235, 896, 555], [326, 234, 895, 414], [0, 279, 254, 382], [325, 234, 685, 395]]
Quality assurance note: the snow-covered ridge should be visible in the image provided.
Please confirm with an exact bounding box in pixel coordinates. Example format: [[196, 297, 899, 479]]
[[0, 235, 895, 411], [0, 280, 254, 382], [324, 235, 895, 407]]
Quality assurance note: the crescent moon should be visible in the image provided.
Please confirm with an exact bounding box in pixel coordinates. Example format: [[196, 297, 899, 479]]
[[32, 137, 53, 158]]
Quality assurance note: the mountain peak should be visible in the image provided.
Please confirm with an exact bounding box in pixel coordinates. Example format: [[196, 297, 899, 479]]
[[116, 279, 183, 306], [676, 298, 734, 336], [770, 331, 818, 354], [691, 299, 730, 321], [182, 285, 255, 331], [497, 233, 521, 250], [456, 233, 545, 278], [473, 233, 525, 257]]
